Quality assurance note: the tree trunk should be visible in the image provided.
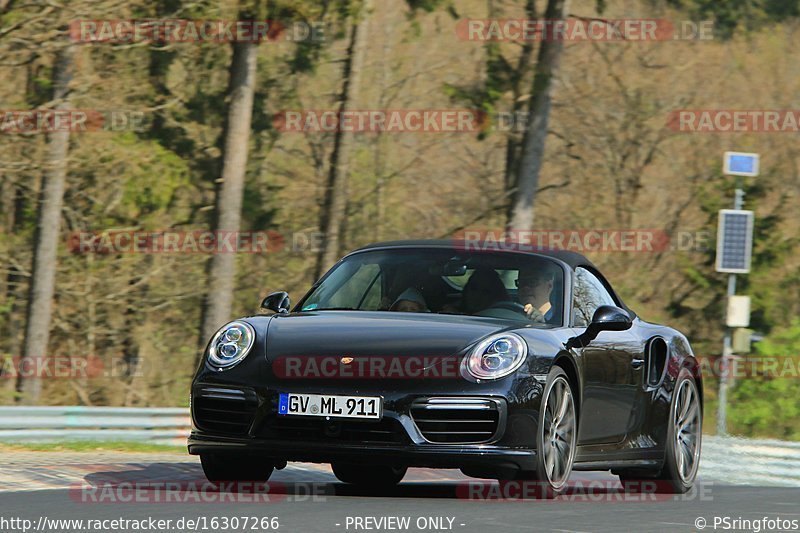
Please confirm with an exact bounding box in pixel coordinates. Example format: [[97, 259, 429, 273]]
[[17, 43, 74, 404], [198, 39, 258, 349], [506, 0, 568, 231], [503, 0, 537, 191], [314, 0, 371, 279]]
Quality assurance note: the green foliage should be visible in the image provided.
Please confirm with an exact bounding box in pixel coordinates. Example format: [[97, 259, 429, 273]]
[[664, 0, 800, 38], [405, 0, 452, 15], [444, 38, 519, 142], [116, 136, 191, 220], [727, 320, 800, 440]]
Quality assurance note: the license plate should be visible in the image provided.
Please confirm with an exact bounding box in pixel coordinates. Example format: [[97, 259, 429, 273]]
[[278, 393, 382, 419]]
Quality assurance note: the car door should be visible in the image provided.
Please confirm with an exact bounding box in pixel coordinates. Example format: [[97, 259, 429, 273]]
[[572, 267, 642, 446]]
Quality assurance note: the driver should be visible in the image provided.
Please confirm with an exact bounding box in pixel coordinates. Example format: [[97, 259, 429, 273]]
[[516, 263, 557, 323]]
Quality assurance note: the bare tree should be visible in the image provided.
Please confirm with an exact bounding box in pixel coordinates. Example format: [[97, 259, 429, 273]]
[[314, 0, 372, 279], [506, 0, 569, 231], [502, 0, 537, 192], [17, 43, 74, 404], [198, 35, 258, 348]]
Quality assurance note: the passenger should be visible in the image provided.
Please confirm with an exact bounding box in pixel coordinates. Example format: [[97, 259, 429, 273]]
[[389, 287, 429, 313], [516, 263, 557, 323], [380, 267, 422, 310]]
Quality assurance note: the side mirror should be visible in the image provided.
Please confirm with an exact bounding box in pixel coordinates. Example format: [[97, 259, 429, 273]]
[[587, 305, 632, 334], [261, 291, 290, 314], [566, 305, 633, 350]]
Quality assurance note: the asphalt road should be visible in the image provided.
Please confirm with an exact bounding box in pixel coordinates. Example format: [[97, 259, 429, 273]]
[[0, 452, 798, 533]]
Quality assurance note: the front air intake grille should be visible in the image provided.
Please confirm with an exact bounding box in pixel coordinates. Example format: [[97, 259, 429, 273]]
[[410, 397, 503, 444], [264, 417, 409, 445], [193, 387, 258, 436]]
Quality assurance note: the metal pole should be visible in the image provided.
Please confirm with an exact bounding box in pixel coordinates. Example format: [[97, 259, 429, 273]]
[[717, 182, 744, 436]]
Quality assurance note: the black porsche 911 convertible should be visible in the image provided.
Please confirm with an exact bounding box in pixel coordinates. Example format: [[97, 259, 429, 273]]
[[188, 240, 702, 496]]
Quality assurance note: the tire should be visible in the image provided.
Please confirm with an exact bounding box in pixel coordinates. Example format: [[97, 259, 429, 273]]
[[619, 367, 702, 494], [200, 453, 274, 483], [512, 366, 577, 498], [659, 367, 702, 493], [331, 462, 407, 487]]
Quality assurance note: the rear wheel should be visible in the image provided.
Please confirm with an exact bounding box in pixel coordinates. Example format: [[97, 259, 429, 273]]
[[619, 368, 701, 494], [331, 462, 407, 487], [200, 453, 274, 483], [511, 366, 577, 498]]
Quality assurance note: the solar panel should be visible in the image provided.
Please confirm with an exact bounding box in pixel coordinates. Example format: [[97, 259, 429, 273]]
[[716, 210, 754, 273]]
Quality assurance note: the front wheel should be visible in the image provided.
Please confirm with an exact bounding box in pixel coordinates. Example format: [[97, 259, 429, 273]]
[[512, 366, 577, 498], [331, 462, 407, 487], [200, 453, 274, 483]]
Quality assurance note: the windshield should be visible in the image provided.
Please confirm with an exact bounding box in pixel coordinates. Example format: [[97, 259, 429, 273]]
[[298, 248, 565, 325]]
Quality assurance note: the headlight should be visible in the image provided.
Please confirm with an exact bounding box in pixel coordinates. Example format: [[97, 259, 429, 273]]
[[464, 333, 527, 380], [207, 321, 255, 370]]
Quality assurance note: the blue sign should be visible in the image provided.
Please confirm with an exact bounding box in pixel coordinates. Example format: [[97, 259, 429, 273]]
[[723, 152, 759, 177], [278, 393, 289, 415]]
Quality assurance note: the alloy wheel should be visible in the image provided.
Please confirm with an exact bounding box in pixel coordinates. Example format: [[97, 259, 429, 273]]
[[541, 375, 576, 488], [673, 378, 701, 483]]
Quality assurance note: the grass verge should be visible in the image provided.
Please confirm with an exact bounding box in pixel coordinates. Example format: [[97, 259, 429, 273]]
[[0, 441, 185, 453]]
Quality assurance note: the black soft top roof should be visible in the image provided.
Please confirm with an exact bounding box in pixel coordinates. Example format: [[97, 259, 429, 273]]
[[352, 239, 597, 271]]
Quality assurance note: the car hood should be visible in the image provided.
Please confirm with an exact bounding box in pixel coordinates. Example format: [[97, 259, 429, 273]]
[[263, 310, 519, 361]]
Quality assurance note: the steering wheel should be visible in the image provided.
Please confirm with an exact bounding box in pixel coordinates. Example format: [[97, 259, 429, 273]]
[[480, 301, 528, 316]]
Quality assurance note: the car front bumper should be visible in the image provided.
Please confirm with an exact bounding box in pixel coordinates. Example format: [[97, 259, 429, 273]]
[[188, 375, 546, 476]]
